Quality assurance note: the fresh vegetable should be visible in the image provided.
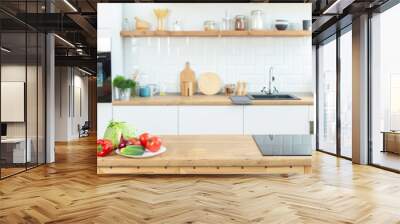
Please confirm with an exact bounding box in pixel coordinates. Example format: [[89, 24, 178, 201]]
[[103, 121, 136, 149], [145, 136, 162, 152], [127, 137, 141, 146], [121, 145, 145, 156], [118, 136, 128, 149], [97, 139, 113, 157], [139, 133, 150, 147]]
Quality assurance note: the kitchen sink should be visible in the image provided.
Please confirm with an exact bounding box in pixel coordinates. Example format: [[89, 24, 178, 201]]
[[248, 94, 300, 100]]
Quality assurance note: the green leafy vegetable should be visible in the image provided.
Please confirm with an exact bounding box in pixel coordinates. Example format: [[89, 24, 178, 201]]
[[103, 121, 136, 148]]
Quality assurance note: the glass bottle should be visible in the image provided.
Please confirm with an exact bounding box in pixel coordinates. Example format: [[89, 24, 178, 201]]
[[221, 11, 232, 31]]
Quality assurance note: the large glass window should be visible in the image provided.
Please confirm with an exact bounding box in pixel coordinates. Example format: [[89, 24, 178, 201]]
[[340, 29, 352, 158], [371, 4, 400, 171], [318, 37, 337, 154]]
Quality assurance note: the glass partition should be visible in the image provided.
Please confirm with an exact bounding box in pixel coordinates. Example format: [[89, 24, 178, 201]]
[[0, 1, 46, 179], [1, 31, 28, 177]]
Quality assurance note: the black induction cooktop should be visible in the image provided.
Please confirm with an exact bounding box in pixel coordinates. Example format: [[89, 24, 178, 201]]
[[252, 135, 313, 156]]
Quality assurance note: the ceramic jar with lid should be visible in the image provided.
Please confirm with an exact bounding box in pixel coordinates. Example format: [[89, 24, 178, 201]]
[[234, 15, 247, 31], [250, 10, 264, 30]]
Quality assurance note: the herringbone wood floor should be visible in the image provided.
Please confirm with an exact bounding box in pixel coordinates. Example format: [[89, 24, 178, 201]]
[[1, 136, 400, 224]]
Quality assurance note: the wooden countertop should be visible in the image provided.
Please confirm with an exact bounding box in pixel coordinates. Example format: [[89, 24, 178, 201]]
[[97, 135, 312, 168], [112, 93, 314, 106]]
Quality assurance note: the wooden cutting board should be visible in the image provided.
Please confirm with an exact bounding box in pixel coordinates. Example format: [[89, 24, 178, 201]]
[[198, 72, 222, 95], [180, 62, 196, 95]]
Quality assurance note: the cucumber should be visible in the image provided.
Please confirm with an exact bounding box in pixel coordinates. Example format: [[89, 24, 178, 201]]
[[121, 145, 145, 156]]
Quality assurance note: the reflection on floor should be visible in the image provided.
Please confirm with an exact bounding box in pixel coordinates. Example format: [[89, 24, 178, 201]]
[[1, 167, 25, 177], [0, 163, 41, 178], [373, 151, 400, 171]]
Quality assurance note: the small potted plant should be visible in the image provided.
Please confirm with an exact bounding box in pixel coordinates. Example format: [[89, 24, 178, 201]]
[[113, 76, 138, 100], [127, 79, 137, 98], [112, 75, 126, 100]]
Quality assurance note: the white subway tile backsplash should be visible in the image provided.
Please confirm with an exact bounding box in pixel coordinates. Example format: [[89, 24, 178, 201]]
[[124, 36, 312, 93]]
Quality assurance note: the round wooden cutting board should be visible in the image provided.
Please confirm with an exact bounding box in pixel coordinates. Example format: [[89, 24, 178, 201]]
[[198, 72, 222, 95]]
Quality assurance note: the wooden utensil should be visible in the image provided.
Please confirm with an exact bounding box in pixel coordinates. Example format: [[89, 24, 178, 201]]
[[135, 17, 150, 31], [182, 81, 194, 96], [236, 81, 248, 96], [180, 62, 196, 96], [198, 72, 222, 95]]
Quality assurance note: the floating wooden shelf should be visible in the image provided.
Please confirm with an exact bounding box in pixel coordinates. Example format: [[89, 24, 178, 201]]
[[120, 30, 311, 38]]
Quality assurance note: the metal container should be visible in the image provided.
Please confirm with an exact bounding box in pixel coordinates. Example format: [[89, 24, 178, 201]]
[[250, 10, 264, 30]]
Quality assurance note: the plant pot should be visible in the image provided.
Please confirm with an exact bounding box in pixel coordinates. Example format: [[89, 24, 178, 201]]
[[120, 88, 131, 101], [114, 87, 121, 100], [130, 86, 137, 98]]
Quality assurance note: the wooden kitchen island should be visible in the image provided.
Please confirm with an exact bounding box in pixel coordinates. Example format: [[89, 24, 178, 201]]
[[97, 136, 312, 175]]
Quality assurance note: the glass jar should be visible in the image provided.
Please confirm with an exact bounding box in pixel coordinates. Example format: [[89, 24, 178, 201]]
[[122, 18, 130, 31], [250, 10, 264, 30], [235, 15, 246, 31], [204, 20, 217, 31]]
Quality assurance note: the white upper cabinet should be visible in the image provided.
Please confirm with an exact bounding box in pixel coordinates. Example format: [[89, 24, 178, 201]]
[[113, 106, 179, 135], [244, 106, 310, 135], [178, 106, 244, 135]]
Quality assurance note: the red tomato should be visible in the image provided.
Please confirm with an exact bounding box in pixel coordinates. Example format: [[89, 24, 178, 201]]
[[139, 133, 150, 147], [127, 137, 141, 146], [146, 136, 162, 152]]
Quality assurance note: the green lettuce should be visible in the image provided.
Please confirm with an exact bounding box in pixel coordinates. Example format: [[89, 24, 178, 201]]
[[103, 121, 136, 148]]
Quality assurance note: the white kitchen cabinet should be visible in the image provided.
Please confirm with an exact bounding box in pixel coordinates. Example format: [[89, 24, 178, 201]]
[[244, 106, 310, 135], [113, 106, 178, 135], [178, 106, 244, 135]]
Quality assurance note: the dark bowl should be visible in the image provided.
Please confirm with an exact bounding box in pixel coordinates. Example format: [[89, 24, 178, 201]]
[[275, 24, 288, 31]]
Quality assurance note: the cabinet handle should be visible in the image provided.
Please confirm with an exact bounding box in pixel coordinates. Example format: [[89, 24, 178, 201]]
[[309, 121, 314, 135]]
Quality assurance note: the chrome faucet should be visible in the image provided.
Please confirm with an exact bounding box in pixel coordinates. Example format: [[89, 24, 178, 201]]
[[261, 66, 278, 95]]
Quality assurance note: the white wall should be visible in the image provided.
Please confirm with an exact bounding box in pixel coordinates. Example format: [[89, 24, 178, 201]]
[[98, 3, 312, 93], [54, 67, 89, 141]]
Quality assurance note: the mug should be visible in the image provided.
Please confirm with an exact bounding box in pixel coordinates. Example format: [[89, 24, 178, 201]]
[[303, 20, 311, 31], [147, 84, 159, 96], [139, 86, 151, 97]]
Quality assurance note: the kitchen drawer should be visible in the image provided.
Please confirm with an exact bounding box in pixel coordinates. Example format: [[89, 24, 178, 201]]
[[178, 106, 244, 135], [244, 106, 310, 135], [113, 106, 178, 135]]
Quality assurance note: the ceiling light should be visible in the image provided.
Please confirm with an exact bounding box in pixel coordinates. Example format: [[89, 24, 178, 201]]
[[78, 67, 93, 76], [322, 0, 354, 15], [63, 0, 78, 12], [1, 47, 11, 53], [54, 34, 75, 48]]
